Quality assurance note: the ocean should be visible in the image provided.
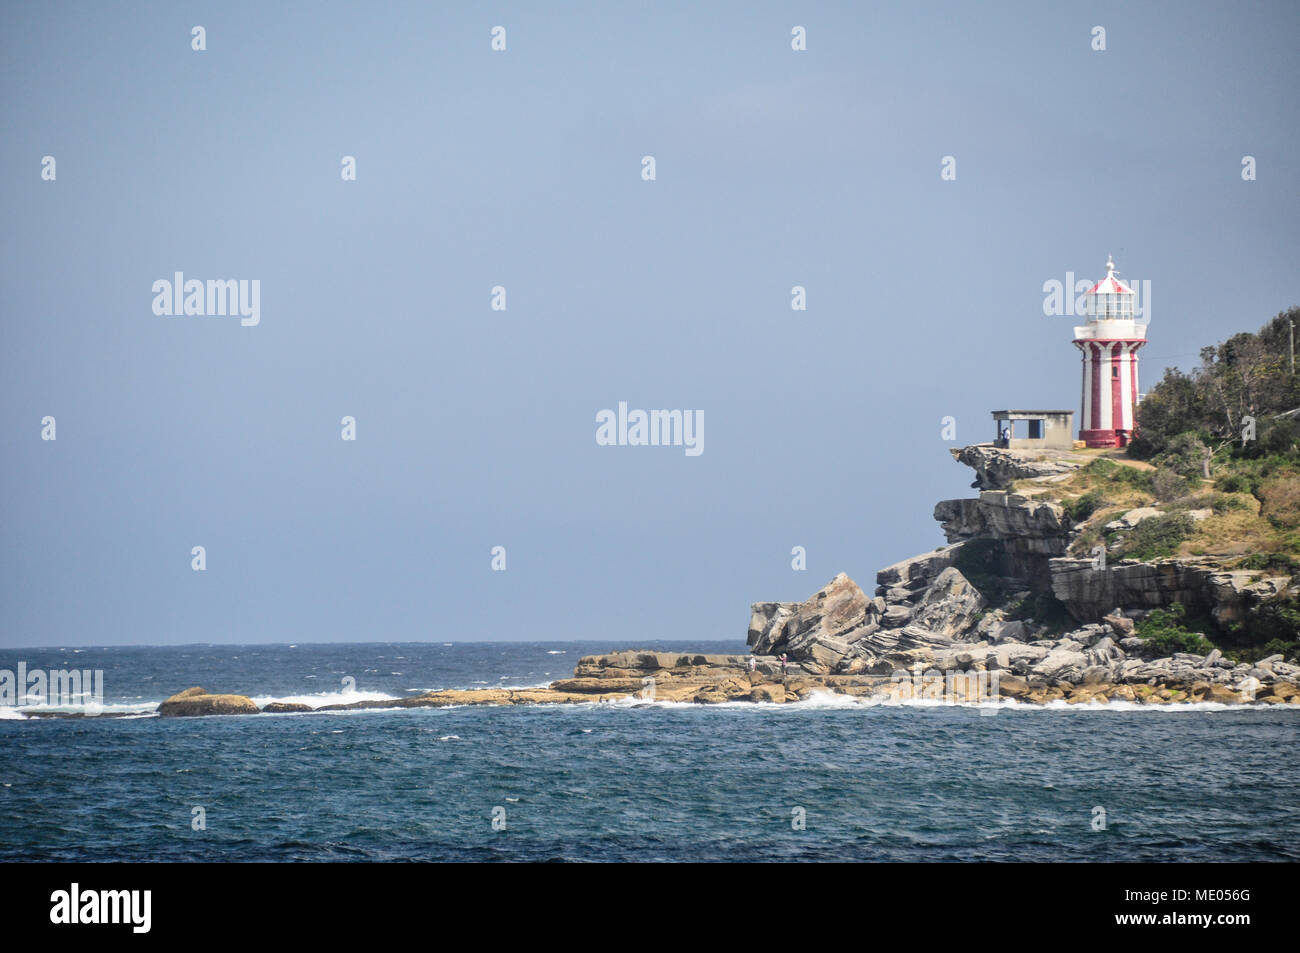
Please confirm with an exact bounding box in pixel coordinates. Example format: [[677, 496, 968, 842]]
[[1, 642, 1297, 862]]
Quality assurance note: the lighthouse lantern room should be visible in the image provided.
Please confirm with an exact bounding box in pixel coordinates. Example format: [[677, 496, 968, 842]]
[[1073, 256, 1147, 448]]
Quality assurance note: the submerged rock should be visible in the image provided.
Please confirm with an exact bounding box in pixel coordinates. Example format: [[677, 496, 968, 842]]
[[261, 702, 312, 714]]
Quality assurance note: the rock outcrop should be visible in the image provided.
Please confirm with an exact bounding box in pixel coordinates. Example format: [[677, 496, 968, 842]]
[[158, 687, 261, 717], [951, 444, 1084, 490], [741, 443, 1299, 702], [152, 640, 1300, 714], [1050, 557, 1293, 628], [909, 567, 987, 638], [747, 573, 873, 672], [934, 491, 1070, 589]]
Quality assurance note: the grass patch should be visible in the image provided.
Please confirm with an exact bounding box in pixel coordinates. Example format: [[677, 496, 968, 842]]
[[1258, 476, 1300, 531], [1087, 458, 1156, 492]]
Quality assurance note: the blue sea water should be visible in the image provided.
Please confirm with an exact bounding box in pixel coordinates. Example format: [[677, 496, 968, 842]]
[[1, 642, 1297, 862]]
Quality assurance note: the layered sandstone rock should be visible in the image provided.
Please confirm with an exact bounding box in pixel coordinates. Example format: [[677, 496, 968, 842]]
[[951, 444, 1084, 491], [1049, 557, 1293, 627]]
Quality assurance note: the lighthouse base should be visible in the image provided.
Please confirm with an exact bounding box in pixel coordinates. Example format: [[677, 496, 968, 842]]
[[1079, 428, 1133, 449]]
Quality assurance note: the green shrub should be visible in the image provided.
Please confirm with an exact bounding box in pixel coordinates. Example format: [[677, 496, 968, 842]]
[[1069, 522, 1105, 558], [1133, 309, 1300, 462], [1228, 637, 1300, 665], [1152, 468, 1191, 502], [1062, 489, 1105, 522], [1218, 473, 1248, 493], [1118, 513, 1194, 560], [1260, 637, 1300, 664], [1245, 598, 1300, 643], [1238, 553, 1299, 573], [1211, 493, 1252, 514], [1135, 604, 1215, 656], [1154, 433, 1211, 478]]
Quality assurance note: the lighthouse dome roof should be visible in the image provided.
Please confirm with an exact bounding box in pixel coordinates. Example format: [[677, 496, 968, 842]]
[[1086, 256, 1134, 296]]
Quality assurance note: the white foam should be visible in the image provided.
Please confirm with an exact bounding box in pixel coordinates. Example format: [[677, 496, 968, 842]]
[[249, 688, 399, 709], [591, 689, 1300, 714], [1, 701, 156, 717]]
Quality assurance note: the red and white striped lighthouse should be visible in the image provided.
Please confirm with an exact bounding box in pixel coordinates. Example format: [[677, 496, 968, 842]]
[[1073, 256, 1147, 448]]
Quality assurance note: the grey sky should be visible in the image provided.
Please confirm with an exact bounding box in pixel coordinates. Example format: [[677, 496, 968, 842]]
[[2, 1, 1297, 646]]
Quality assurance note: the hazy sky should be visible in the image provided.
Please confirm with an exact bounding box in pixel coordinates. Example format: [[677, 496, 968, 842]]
[[3, 1, 1297, 646]]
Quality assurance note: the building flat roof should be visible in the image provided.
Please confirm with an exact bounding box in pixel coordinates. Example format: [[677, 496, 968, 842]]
[[991, 410, 1074, 416]]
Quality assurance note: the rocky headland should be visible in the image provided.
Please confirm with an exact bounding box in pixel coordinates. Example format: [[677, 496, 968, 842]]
[[150, 445, 1299, 716]]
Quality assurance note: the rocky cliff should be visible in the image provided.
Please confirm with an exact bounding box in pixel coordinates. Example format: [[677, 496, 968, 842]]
[[746, 444, 1299, 698]]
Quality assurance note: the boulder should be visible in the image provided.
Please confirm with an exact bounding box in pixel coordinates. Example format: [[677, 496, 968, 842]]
[[988, 619, 1033, 644], [748, 684, 787, 704], [909, 567, 987, 639], [261, 702, 312, 714], [876, 544, 965, 593], [880, 605, 913, 628], [1204, 683, 1246, 704], [747, 603, 798, 653], [693, 685, 731, 705], [997, 675, 1031, 699], [1080, 665, 1112, 685], [1104, 507, 1162, 531], [858, 623, 955, 657], [1001, 643, 1051, 665], [763, 573, 871, 665], [1032, 643, 1090, 681], [1102, 610, 1135, 637]]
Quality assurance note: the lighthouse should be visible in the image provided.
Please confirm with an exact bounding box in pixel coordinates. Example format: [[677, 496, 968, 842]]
[[1073, 257, 1147, 448]]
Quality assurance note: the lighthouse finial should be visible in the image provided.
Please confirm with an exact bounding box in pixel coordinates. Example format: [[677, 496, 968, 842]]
[[1106, 254, 1116, 275]]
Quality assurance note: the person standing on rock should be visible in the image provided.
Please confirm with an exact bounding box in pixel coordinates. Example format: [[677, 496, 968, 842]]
[[780, 654, 788, 678], [747, 656, 757, 674]]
